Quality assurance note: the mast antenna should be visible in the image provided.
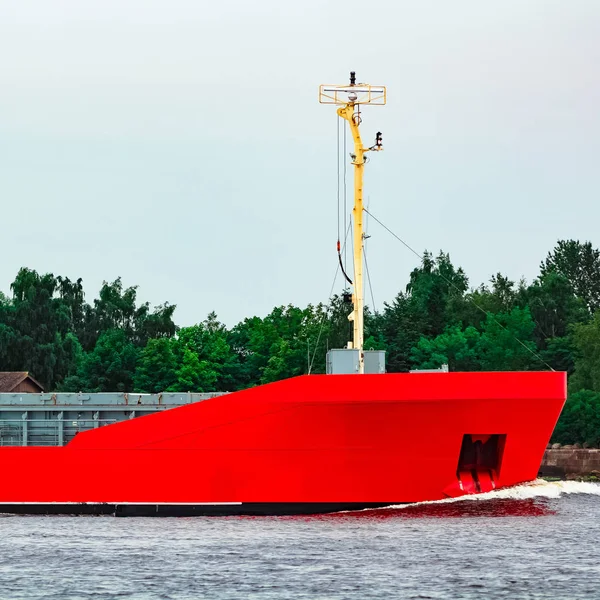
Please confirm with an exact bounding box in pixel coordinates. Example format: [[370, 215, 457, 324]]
[[319, 72, 386, 374]]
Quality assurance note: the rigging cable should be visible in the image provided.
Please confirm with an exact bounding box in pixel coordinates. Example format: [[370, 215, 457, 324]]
[[308, 262, 339, 375], [343, 120, 348, 272], [336, 114, 340, 244], [364, 244, 377, 314], [364, 195, 376, 312], [336, 114, 352, 285], [309, 220, 353, 374], [363, 208, 555, 372], [338, 241, 353, 285]]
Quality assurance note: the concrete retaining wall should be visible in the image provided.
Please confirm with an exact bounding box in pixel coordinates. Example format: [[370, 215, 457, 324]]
[[539, 448, 600, 478]]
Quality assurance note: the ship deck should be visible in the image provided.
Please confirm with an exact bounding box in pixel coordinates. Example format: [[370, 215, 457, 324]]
[[0, 391, 227, 446]]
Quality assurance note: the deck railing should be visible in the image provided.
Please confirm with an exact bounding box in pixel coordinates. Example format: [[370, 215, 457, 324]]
[[0, 418, 117, 447]]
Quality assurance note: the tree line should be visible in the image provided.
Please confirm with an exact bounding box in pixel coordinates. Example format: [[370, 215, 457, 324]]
[[0, 239, 599, 445]]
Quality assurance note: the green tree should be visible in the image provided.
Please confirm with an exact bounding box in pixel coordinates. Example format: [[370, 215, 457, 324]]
[[133, 338, 178, 393], [80, 278, 176, 351], [406, 251, 469, 337], [411, 308, 538, 372], [540, 336, 578, 375], [261, 339, 295, 383], [229, 305, 311, 386], [173, 347, 218, 392], [382, 252, 468, 372], [476, 307, 538, 371], [381, 292, 425, 372], [456, 274, 521, 330], [56, 276, 86, 337], [569, 312, 600, 393], [541, 240, 600, 313], [62, 329, 138, 392], [174, 314, 237, 391], [552, 390, 600, 447], [2, 268, 82, 388], [519, 271, 587, 345], [411, 325, 481, 371]]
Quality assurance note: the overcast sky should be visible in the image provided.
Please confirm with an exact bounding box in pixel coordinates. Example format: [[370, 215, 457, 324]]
[[1, 0, 598, 326]]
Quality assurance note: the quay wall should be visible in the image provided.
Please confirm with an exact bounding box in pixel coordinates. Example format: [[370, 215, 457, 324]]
[[539, 447, 600, 478]]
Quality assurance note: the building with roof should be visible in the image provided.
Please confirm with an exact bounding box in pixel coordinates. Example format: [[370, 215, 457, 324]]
[[0, 372, 44, 393]]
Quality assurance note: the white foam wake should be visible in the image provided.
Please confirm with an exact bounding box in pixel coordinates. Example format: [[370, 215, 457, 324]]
[[384, 479, 600, 510]]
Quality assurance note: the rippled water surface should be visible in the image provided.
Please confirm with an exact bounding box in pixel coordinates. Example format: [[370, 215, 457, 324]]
[[1, 481, 599, 600]]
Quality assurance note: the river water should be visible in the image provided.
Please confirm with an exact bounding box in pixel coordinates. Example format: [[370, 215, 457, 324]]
[[0, 480, 599, 600]]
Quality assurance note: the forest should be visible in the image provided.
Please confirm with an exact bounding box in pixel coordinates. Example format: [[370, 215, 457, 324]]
[[1, 239, 599, 445]]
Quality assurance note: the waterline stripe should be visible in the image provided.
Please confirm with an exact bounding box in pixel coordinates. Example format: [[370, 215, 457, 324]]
[[0, 501, 243, 505]]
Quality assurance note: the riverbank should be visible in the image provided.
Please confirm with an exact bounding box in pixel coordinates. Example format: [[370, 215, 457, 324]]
[[539, 447, 600, 480]]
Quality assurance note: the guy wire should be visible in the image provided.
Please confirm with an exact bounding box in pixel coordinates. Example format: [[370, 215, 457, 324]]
[[363, 208, 555, 372]]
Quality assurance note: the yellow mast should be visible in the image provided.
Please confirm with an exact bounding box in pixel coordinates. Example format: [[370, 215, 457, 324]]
[[320, 72, 386, 374]]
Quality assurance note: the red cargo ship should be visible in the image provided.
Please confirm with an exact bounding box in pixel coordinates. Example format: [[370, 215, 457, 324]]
[[0, 74, 566, 515], [0, 372, 565, 516]]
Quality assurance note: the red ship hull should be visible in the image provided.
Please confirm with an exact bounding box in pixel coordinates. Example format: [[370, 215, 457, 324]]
[[0, 372, 566, 516]]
